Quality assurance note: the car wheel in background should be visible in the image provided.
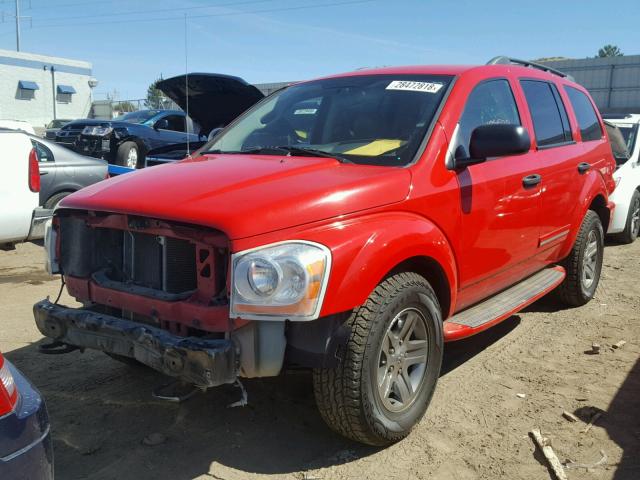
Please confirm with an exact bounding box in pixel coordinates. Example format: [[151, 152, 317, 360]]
[[44, 191, 72, 210], [556, 210, 604, 307], [313, 272, 443, 446], [116, 141, 140, 169], [614, 190, 640, 244]]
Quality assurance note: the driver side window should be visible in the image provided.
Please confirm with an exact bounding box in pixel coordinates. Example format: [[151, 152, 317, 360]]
[[456, 79, 521, 159]]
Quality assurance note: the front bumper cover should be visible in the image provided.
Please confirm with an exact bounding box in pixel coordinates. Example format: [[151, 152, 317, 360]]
[[33, 300, 238, 387]]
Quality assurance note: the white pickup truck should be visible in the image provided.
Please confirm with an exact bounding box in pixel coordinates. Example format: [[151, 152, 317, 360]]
[[0, 130, 50, 250]]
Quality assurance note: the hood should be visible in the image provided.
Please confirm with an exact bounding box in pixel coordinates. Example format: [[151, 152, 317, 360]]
[[156, 73, 264, 136], [60, 154, 411, 240]]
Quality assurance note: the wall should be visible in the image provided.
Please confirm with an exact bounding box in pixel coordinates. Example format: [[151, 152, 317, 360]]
[[541, 55, 640, 114], [0, 49, 93, 129]]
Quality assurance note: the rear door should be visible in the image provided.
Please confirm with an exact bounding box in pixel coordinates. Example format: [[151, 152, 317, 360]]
[[518, 79, 585, 255], [453, 78, 542, 308]]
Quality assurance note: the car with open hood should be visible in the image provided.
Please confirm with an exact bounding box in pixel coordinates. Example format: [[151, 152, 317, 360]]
[[37, 57, 616, 447], [56, 74, 264, 169]]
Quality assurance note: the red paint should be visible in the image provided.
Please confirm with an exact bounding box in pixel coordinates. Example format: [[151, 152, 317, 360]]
[[58, 64, 616, 340]]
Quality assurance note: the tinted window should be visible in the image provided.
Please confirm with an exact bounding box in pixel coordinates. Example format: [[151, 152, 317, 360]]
[[162, 115, 186, 132], [521, 80, 572, 147], [32, 140, 53, 162], [457, 79, 521, 158], [565, 86, 602, 142]]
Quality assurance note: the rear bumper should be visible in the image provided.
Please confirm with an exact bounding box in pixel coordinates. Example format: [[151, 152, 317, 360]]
[[0, 362, 54, 480], [33, 300, 239, 387]]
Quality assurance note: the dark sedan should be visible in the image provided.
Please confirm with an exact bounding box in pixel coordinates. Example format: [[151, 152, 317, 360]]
[[30, 135, 108, 209], [0, 352, 53, 480]]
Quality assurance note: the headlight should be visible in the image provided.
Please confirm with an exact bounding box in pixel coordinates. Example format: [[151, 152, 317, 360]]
[[82, 126, 113, 136], [230, 241, 331, 321]]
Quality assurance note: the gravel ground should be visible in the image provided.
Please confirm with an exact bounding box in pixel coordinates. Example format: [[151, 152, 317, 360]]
[[0, 241, 638, 480]]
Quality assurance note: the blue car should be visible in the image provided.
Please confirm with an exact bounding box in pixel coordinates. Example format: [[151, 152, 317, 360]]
[[0, 352, 53, 480]]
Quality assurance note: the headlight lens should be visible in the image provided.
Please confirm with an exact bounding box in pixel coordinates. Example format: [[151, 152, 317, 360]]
[[44, 219, 60, 275], [231, 241, 331, 320], [82, 126, 113, 136]]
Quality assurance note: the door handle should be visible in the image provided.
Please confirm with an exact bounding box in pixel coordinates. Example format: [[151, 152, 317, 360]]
[[39, 171, 49, 176], [577, 162, 591, 174], [522, 174, 542, 188]]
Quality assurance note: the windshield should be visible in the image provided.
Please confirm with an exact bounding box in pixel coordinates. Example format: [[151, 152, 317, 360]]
[[116, 110, 161, 124], [618, 124, 639, 155], [202, 74, 454, 166]]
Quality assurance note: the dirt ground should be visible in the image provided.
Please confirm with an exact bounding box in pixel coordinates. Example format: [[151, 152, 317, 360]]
[[0, 241, 638, 480]]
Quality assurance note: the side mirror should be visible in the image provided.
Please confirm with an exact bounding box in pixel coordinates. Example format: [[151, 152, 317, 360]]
[[454, 124, 530, 169], [154, 118, 169, 130], [208, 127, 224, 142]]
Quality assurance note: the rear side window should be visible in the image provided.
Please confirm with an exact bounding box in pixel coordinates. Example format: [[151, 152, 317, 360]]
[[520, 80, 573, 147], [457, 79, 521, 158], [565, 86, 602, 142]]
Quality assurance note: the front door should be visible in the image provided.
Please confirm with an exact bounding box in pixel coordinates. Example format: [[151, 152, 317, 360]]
[[452, 78, 542, 310]]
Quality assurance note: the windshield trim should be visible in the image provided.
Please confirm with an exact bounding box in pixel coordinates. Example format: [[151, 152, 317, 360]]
[[195, 74, 457, 168]]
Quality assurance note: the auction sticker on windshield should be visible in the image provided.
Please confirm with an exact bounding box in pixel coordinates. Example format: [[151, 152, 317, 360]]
[[386, 80, 444, 93]]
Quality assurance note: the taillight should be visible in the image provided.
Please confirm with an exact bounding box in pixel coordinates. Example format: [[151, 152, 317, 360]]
[[29, 147, 40, 193], [0, 353, 18, 416]]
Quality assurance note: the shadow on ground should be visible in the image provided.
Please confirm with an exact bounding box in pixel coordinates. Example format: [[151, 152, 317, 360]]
[[5, 311, 523, 479]]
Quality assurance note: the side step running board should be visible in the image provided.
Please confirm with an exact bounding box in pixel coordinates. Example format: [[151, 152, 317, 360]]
[[444, 266, 566, 342]]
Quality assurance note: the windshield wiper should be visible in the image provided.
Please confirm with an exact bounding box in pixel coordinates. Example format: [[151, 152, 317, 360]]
[[200, 146, 352, 163], [273, 145, 352, 163]]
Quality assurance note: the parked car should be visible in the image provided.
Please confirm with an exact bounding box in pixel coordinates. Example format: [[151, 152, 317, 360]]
[[30, 135, 108, 209], [143, 73, 265, 167], [0, 120, 35, 135], [0, 130, 48, 250], [44, 119, 73, 140], [602, 114, 640, 243], [36, 57, 616, 446], [0, 351, 53, 479], [54, 110, 202, 168]]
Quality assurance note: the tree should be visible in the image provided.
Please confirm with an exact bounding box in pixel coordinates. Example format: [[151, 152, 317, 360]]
[[145, 76, 166, 109], [597, 45, 623, 58]]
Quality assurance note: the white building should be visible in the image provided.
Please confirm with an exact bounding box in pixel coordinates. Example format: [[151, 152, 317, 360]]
[[0, 49, 95, 129]]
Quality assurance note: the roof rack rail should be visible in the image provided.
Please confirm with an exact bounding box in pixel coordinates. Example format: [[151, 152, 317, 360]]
[[486, 56, 575, 82]]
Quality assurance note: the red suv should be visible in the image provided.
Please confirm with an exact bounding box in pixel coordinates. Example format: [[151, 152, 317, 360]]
[[36, 57, 616, 446]]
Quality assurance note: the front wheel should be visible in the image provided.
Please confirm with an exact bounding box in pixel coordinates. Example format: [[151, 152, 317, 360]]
[[313, 272, 443, 446], [556, 210, 604, 307], [116, 141, 140, 169]]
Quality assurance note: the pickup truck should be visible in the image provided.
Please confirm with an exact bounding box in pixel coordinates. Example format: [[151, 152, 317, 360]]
[[35, 57, 616, 446], [0, 130, 48, 250]]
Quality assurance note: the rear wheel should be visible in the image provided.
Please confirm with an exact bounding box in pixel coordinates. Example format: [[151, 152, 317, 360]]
[[44, 191, 71, 210], [116, 141, 140, 169], [614, 190, 640, 244], [312, 272, 443, 446], [556, 210, 604, 307]]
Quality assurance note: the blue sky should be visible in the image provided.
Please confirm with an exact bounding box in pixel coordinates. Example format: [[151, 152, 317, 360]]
[[0, 0, 637, 100]]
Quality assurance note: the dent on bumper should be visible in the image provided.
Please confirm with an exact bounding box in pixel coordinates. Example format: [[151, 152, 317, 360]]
[[33, 300, 239, 387]]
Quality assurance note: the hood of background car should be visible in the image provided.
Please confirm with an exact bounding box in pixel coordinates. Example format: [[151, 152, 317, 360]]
[[156, 73, 265, 136], [60, 154, 411, 240]]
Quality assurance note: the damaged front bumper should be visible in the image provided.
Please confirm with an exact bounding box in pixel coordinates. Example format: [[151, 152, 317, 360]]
[[33, 300, 238, 387]]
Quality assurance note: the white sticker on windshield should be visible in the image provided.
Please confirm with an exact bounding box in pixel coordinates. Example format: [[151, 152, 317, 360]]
[[386, 80, 444, 93], [294, 108, 317, 115]]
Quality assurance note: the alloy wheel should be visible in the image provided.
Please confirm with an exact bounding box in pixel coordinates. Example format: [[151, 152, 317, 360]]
[[126, 148, 138, 169], [582, 230, 599, 290], [631, 198, 640, 237], [376, 307, 429, 413]]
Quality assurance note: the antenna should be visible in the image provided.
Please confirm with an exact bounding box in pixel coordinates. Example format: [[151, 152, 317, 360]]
[[184, 13, 190, 158]]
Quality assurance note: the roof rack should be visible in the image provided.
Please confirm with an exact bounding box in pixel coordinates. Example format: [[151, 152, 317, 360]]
[[486, 56, 575, 82]]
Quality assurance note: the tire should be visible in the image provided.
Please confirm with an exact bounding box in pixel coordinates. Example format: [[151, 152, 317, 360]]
[[116, 141, 140, 169], [613, 190, 640, 244], [312, 272, 443, 446], [44, 191, 71, 210], [556, 210, 604, 307]]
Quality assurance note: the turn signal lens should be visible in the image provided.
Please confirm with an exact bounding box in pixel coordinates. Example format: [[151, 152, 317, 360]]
[[0, 353, 18, 416]]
